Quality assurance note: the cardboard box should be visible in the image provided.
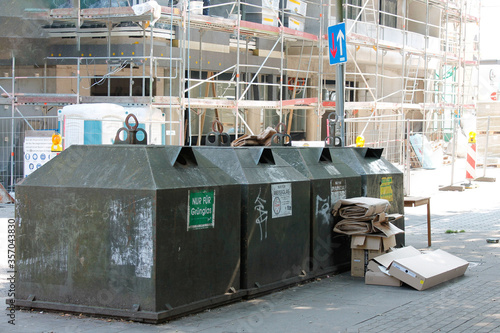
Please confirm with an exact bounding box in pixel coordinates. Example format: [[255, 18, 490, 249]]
[[364, 247, 421, 286], [388, 249, 469, 291], [372, 246, 422, 268], [350, 234, 396, 277], [351, 248, 384, 277], [365, 261, 402, 287], [351, 234, 396, 251]]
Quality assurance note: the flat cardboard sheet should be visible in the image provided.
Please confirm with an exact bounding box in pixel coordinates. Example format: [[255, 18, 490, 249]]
[[332, 197, 390, 219], [333, 220, 372, 235]]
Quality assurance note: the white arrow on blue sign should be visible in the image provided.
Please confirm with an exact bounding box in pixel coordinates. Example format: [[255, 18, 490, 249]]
[[328, 22, 347, 65]]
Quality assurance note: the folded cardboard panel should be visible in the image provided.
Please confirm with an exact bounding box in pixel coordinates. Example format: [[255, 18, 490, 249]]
[[388, 249, 469, 291], [372, 216, 404, 237], [365, 270, 402, 286], [365, 261, 402, 287]]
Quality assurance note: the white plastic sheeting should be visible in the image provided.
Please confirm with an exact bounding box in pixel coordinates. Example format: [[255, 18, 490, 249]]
[[58, 103, 164, 147], [132, 0, 162, 25], [410, 134, 443, 169]]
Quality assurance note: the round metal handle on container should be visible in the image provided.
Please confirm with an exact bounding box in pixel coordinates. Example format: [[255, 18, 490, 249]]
[[206, 120, 231, 146], [271, 122, 292, 146], [113, 113, 148, 145]]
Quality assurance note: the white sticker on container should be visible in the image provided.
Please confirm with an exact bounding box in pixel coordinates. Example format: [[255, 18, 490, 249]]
[[271, 183, 292, 218], [330, 179, 347, 206]]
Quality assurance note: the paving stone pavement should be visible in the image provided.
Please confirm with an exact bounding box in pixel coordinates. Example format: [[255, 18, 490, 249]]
[[1, 162, 499, 333]]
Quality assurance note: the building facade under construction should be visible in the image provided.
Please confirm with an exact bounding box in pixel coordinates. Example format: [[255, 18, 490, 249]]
[[0, 0, 481, 191]]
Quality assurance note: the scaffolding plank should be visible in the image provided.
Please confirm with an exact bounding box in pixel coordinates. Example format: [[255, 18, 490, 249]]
[[179, 98, 318, 110], [38, 6, 180, 24], [281, 97, 318, 108], [81, 96, 152, 105], [239, 21, 318, 42], [184, 15, 237, 33], [49, 8, 78, 19], [153, 96, 181, 106], [16, 94, 77, 105], [183, 98, 236, 109]]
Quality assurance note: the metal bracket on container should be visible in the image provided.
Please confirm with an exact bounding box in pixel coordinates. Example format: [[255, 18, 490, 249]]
[[271, 123, 292, 146], [113, 114, 148, 145], [205, 120, 230, 146], [324, 112, 342, 147]]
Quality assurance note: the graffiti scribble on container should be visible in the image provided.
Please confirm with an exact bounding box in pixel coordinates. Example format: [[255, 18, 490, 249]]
[[254, 188, 268, 241]]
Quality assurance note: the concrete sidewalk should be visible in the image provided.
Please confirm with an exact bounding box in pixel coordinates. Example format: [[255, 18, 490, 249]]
[[1, 163, 499, 333]]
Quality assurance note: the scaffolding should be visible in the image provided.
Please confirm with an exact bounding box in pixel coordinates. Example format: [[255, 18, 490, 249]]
[[342, 0, 479, 162], [0, 0, 481, 190], [1, 1, 329, 142]]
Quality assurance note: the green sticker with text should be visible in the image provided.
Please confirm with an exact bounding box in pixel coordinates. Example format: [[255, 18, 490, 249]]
[[187, 189, 215, 230]]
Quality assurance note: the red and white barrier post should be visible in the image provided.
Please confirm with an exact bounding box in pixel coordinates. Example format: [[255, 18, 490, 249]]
[[465, 131, 476, 187]]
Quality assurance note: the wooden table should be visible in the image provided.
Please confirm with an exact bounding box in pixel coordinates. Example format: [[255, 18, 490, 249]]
[[404, 196, 431, 247]]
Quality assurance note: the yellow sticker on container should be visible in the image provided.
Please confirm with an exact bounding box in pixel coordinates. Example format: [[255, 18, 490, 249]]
[[420, 280, 424, 285], [380, 177, 393, 202]]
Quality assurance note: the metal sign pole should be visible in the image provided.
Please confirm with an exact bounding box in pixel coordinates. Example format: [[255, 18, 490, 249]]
[[476, 116, 496, 182], [405, 119, 411, 196], [440, 117, 465, 191], [451, 117, 457, 186], [483, 116, 490, 177], [336, 0, 345, 146]]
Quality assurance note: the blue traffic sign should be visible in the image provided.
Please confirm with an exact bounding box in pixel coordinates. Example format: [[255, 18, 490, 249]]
[[328, 23, 347, 65]]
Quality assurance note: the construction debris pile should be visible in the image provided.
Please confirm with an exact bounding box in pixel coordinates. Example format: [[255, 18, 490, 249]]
[[332, 197, 469, 290]]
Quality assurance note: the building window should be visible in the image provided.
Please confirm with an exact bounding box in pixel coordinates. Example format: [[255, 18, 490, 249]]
[[380, 0, 397, 28], [90, 77, 154, 96], [347, 0, 363, 21]]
